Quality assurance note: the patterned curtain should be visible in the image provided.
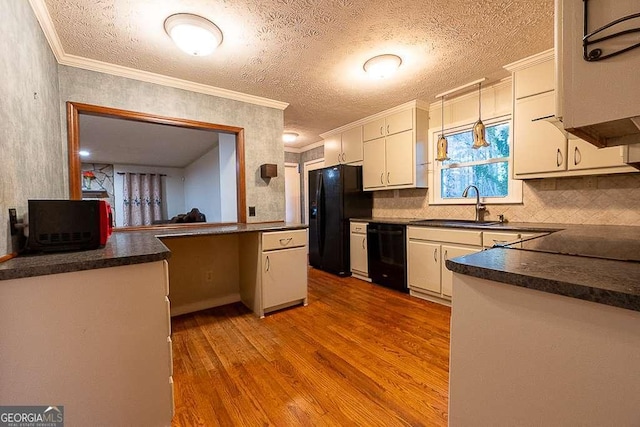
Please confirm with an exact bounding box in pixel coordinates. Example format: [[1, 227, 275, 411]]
[[123, 173, 162, 226]]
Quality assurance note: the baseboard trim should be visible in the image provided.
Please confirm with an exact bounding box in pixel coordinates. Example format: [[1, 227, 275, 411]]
[[170, 293, 241, 317]]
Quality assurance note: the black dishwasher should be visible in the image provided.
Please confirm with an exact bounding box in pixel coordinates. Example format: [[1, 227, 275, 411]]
[[367, 223, 408, 293]]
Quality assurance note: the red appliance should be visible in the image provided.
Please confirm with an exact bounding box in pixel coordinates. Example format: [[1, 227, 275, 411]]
[[27, 199, 113, 252]]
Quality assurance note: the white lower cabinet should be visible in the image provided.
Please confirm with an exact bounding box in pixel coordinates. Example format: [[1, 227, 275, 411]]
[[0, 261, 174, 426], [240, 229, 308, 318], [262, 246, 307, 308], [350, 222, 369, 280], [441, 244, 479, 297], [407, 226, 482, 304]]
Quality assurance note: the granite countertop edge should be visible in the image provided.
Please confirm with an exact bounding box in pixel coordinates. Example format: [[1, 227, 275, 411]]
[[0, 222, 307, 281], [446, 250, 640, 313]]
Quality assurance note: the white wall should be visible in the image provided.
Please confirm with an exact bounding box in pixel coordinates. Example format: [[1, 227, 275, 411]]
[[219, 134, 237, 222], [184, 146, 220, 222], [113, 164, 185, 227]]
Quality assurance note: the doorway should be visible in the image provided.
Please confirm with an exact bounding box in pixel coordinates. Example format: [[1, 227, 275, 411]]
[[284, 163, 301, 223], [303, 158, 325, 225]]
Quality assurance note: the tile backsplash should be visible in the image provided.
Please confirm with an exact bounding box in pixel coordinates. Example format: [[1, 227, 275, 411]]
[[373, 173, 640, 225]]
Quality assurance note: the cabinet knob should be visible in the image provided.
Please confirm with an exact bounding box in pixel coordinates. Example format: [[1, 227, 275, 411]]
[[279, 237, 293, 246], [574, 146, 581, 165], [380, 126, 384, 135], [380, 173, 384, 184], [444, 250, 448, 261], [386, 124, 390, 134], [362, 237, 366, 249], [434, 248, 438, 262], [265, 255, 270, 272]]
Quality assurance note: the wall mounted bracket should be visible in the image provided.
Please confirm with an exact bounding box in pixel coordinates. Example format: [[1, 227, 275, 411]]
[[583, 0, 640, 61]]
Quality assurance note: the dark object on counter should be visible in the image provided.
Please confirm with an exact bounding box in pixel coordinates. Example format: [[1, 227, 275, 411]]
[[26, 199, 113, 252], [169, 208, 206, 223], [260, 163, 277, 178], [367, 223, 408, 293], [308, 164, 373, 276]]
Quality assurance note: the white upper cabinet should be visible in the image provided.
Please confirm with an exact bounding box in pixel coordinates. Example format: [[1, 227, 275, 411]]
[[558, 0, 640, 147], [506, 50, 636, 178], [363, 109, 413, 141], [514, 91, 567, 175], [322, 126, 364, 167], [341, 126, 364, 164], [361, 102, 428, 191]]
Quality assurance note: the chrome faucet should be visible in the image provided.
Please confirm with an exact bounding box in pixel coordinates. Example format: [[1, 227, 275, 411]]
[[462, 185, 486, 222]]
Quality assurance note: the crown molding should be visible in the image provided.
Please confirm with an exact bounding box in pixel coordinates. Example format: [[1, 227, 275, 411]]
[[320, 99, 429, 138], [28, 0, 289, 111], [28, 0, 65, 62], [284, 139, 324, 153], [503, 48, 554, 72], [427, 79, 512, 111]]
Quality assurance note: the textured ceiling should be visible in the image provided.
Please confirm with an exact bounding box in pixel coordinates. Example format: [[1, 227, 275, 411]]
[[44, 0, 554, 148]]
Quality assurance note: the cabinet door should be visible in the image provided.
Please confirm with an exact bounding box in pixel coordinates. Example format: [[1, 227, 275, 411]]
[[363, 118, 386, 142], [514, 59, 555, 99], [341, 126, 363, 164], [407, 240, 441, 293], [363, 138, 386, 189], [323, 134, 342, 167], [385, 109, 413, 136], [514, 92, 568, 175], [441, 245, 479, 298], [568, 139, 626, 171], [262, 247, 308, 309], [385, 130, 414, 186], [350, 232, 368, 275]]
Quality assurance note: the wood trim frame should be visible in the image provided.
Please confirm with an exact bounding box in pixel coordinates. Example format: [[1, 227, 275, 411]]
[[67, 102, 247, 224]]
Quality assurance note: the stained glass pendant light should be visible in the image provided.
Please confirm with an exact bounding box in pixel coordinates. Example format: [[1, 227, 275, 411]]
[[435, 96, 450, 161], [472, 82, 490, 149]]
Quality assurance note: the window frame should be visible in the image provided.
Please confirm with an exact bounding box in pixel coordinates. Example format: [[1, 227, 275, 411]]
[[430, 114, 523, 205]]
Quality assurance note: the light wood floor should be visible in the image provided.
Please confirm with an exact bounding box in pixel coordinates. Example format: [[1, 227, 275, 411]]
[[171, 267, 451, 426]]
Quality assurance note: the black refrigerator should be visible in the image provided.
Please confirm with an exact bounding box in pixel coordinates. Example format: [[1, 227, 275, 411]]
[[308, 164, 373, 276]]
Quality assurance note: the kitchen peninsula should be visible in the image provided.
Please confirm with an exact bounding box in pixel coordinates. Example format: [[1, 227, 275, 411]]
[[445, 225, 640, 426], [0, 222, 307, 427]]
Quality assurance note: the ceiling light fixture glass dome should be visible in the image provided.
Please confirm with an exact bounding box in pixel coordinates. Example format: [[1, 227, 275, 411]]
[[164, 13, 223, 56], [363, 54, 402, 79], [282, 132, 299, 143]]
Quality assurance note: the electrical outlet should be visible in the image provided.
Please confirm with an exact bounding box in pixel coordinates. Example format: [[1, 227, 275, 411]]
[[249, 206, 256, 217], [8, 208, 18, 236], [205, 271, 214, 282]]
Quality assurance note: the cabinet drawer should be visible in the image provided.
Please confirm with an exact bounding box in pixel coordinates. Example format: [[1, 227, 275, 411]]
[[483, 231, 526, 248], [350, 222, 367, 234], [483, 231, 544, 248], [407, 226, 482, 246], [262, 229, 307, 251]]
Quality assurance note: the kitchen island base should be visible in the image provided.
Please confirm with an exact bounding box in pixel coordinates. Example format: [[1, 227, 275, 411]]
[[449, 273, 640, 426]]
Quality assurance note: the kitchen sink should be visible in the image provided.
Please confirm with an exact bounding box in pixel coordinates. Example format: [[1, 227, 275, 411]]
[[410, 219, 502, 227]]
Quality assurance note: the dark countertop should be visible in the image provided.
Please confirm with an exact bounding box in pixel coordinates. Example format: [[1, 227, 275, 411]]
[[351, 217, 564, 233], [445, 224, 640, 312], [353, 217, 640, 312], [0, 222, 307, 281]]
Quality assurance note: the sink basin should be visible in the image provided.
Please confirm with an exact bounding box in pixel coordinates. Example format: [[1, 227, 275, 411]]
[[410, 219, 501, 227]]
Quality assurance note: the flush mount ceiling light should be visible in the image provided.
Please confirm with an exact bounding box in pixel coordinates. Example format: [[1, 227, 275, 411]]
[[164, 13, 223, 56], [282, 132, 299, 143], [363, 54, 402, 79]]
